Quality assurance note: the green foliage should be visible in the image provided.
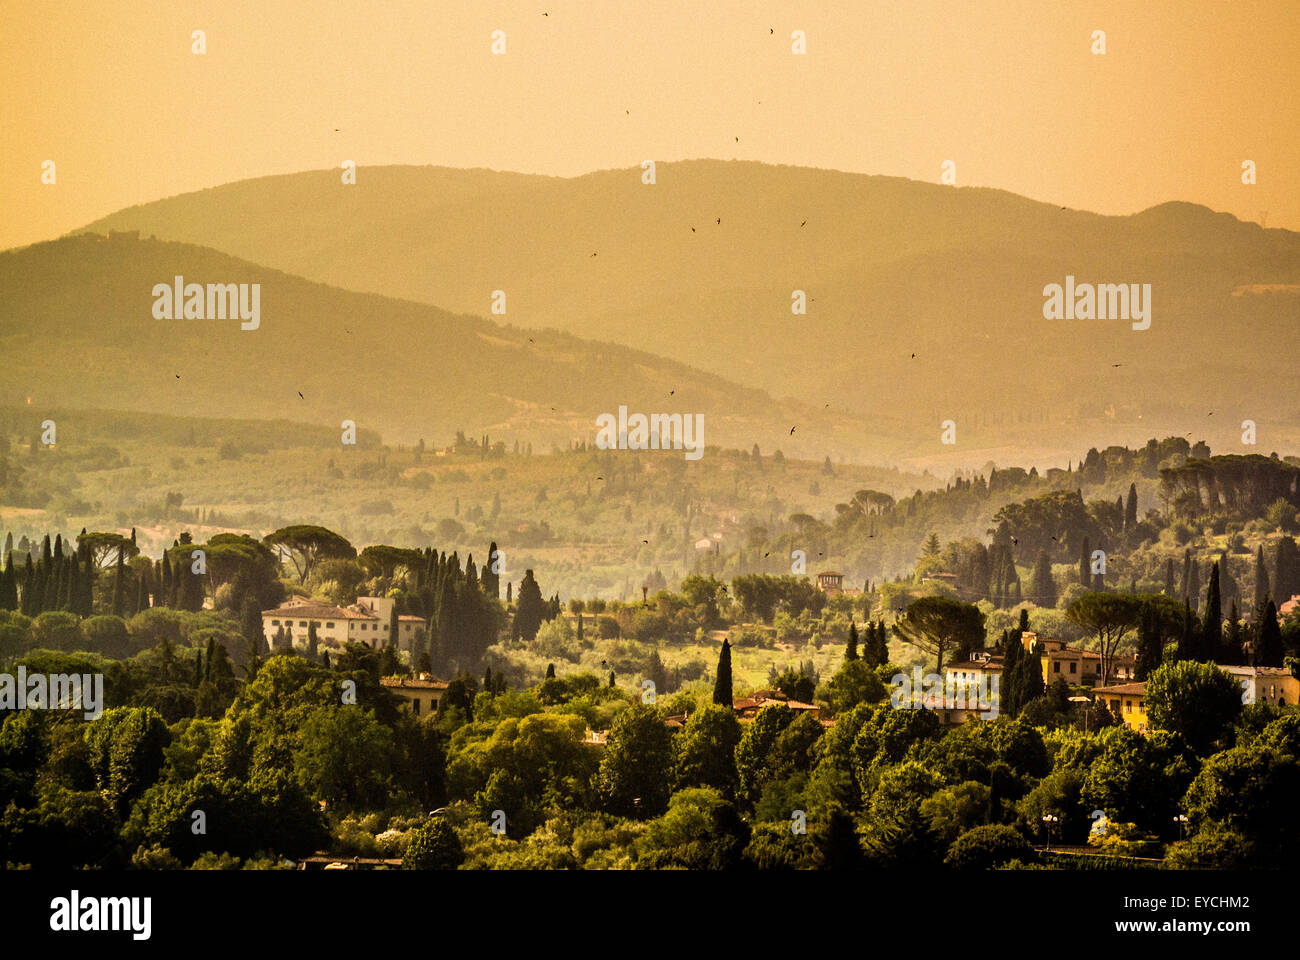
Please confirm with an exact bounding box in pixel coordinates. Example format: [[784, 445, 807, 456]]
[[597, 703, 672, 818], [673, 704, 741, 796], [83, 706, 169, 818], [1143, 660, 1242, 754], [401, 817, 464, 869], [636, 787, 749, 870], [944, 824, 1034, 870]]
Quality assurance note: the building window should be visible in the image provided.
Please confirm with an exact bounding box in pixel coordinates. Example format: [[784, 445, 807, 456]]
[[1053, 661, 1061, 673], [299, 621, 307, 627], [326, 622, 334, 628], [272, 619, 280, 626], [412, 699, 420, 715], [1069, 662, 1077, 673], [1110, 699, 1119, 712], [1124, 700, 1132, 713]]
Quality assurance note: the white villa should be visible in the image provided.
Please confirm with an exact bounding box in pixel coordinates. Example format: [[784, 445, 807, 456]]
[[261, 595, 426, 652]]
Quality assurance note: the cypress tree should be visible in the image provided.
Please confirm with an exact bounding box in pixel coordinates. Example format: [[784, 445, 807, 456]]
[[1030, 550, 1055, 607], [112, 549, 125, 617], [1201, 562, 1221, 661], [511, 570, 546, 644], [1176, 601, 1196, 660], [240, 596, 263, 650], [1254, 546, 1271, 611], [1002, 628, 1022, 715], [712, 638, 733, 706], [484, 540, 501, 598], [1124, 483, 1138, 531], [0, 553, 15, 611], [1188, 559, 1201, 613], [1223, 601, 1243, 664], [608, 670, 616, 687], [20, 555, 34, 616], [545, 662, 556, 679], [1133, 603, 1160, 681], [1014, 646, 1045, 708], [1255, 598, 1284, 667], [875, 620, 890, 666], [1274, 537, 1300, 604], [159, 555, 171, 608], [308, 621, 319, 660], [845, 622, 859, 661], [1164, 558, 1176, 596]]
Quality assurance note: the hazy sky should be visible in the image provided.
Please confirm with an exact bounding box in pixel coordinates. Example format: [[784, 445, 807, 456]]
[[3, 0, 1297, 251]]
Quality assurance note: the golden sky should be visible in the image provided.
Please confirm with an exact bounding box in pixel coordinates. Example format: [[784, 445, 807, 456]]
[[2, 0, 1297, 251]]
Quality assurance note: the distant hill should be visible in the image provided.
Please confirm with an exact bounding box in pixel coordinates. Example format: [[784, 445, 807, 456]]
[[0, 234, 893, 457], [75, 161, 1300, 458]]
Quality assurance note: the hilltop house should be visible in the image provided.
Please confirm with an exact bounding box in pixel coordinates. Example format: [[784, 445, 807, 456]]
[[261, 595, 426, 651], [1022, 631, 1135, 686], [1096, 664, 1298, 734], [381, 675, 448, 716]]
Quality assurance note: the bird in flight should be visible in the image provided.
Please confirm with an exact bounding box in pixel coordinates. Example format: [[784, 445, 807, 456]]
[[297, 392, 304, 399], [789, 426, 796, 435], [800, 220, 806, 227], [910, 353, 916, 359]]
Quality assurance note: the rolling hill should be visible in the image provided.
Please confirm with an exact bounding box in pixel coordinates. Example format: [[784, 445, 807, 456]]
[[0, 233, 894, 458], [74, 161, 1300, 459]]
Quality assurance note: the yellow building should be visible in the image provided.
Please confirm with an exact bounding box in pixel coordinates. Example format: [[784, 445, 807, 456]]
[[1221, 665, 1299, 708], [1092, 682, 1148, 732], [381, 676, 448, 717], [1093, 665, 1298, 735], [1023, 632, 1135, 687]]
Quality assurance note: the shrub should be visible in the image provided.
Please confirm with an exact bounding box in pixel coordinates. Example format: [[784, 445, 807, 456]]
[[944, 824, 1034, 870]]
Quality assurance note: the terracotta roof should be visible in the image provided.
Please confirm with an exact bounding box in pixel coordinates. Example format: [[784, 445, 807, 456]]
[[732, 696, 818, 712], [262, 601, 372, 620], [1093, 682, 1146, 696], [381, 676, 449, 690]]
